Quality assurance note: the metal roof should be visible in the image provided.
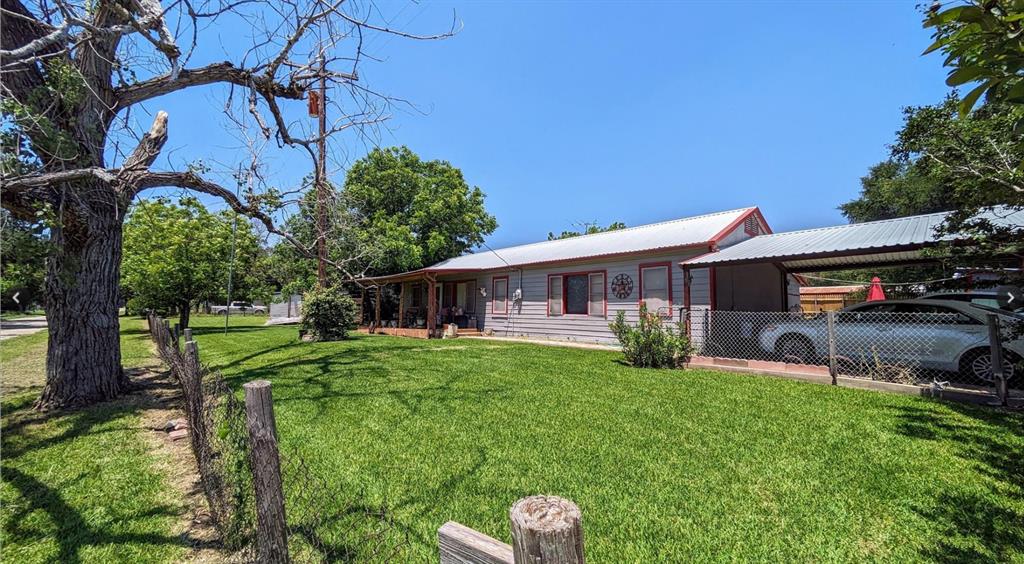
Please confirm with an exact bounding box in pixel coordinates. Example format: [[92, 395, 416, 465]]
[[418, 207, 757, 272], [683, 206, 1024, 270]]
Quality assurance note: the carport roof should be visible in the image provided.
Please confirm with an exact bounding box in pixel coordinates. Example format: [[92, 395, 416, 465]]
[[682, 206, 1024, 271]]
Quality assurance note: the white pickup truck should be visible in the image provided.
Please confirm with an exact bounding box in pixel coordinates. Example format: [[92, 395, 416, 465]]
[[210, 301, 267, 315]]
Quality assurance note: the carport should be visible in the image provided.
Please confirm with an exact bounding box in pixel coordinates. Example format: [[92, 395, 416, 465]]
[[681, 206, 1024, 311], [676, 207, 1023, 404]]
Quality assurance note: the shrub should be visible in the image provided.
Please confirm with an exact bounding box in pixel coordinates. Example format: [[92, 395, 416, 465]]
[[301, 286, 358, 341], [609, 303, 692, 368]]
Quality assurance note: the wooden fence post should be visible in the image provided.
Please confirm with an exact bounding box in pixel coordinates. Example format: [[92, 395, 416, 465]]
[[438, 521, 514, 564], [509, 496, 584, 564], [986, 313, 1008, 407], [243, 380, 289, 563]]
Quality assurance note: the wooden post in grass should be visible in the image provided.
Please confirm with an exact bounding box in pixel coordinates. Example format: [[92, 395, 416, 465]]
[[439, 521, 514, 564], [183, 328, 193, 342], [509, 496, 585, 564], [438, 496, 585, 564], [243, 380, 289, 563], [987, 313, 1008, 407], [826, 311, 837, 386]]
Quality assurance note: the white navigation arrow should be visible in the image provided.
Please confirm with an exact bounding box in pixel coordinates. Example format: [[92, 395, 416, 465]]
[[1009, 291, 1016, 305], [11, 292, 19, 304]]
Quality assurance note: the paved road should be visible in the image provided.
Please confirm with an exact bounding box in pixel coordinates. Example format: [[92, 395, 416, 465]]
[[0, 316, 47, 341]]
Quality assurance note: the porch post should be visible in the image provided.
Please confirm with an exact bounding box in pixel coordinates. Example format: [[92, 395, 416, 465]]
[[398, 282, 406, 328], [359, 287, 366, 325], [427, 274, 437, 336], [375, 284, 382, 331]]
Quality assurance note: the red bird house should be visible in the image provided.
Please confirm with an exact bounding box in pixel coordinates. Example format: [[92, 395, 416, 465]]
[[308, 90, 322, 117]]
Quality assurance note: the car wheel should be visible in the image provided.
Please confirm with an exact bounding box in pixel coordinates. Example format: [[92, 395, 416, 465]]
[[218, 310, 227, 315], [960, 348, 1018, 382], [775, 334, 815, 364]]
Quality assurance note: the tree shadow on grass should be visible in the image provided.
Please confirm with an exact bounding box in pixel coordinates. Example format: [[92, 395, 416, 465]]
[[888, 402, 1024, 561], [2, 465, 216, 563], [1, 369, 220, 561], [1, 369, 179, 458]]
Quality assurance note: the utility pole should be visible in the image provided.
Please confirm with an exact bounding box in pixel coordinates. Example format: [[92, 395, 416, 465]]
[[314, 55, 329, 288]]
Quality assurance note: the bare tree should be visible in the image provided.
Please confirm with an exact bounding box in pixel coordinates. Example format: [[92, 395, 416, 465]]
[[0, 0, 454, 409]]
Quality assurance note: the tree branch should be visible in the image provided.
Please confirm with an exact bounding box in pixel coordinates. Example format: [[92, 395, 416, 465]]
[[121, 110, 168, 174], [115, 61, 304, 108]]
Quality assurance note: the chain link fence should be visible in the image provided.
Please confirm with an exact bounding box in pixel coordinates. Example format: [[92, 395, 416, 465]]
[[146, 315, 408, 562], [685, 308, 1021, 396]]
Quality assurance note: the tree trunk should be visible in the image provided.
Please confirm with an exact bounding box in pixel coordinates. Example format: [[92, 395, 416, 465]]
[[35, 191, 128, 410], [179, 300, 191, 329]]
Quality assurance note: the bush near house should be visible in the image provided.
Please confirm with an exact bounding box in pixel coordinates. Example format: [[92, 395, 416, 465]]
[[610, 304, 692, 368], [300, 286, 358, 341]]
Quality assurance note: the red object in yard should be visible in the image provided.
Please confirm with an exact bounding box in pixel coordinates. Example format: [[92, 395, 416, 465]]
[[866, 276, 886, 302]]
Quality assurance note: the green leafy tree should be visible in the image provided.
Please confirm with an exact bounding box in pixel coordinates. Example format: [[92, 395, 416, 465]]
[[343, 147, 497, 275], [925, 1, 1024, 120], [836, 95, 1022, 292], [0, 211, 48, 312], [919, 3, 1024, 290], [122, 197, 264, 329], [547, 221, 627, 240]]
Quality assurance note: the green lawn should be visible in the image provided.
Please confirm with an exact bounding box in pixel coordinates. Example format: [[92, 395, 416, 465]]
[[188, 315, 1024, 562], [1, 318, 187, 563]]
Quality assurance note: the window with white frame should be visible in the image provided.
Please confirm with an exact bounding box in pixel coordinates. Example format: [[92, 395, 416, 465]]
[[641, 265, 670, 315], [548, 272, 605, 317], [492, 276, 509, 315]]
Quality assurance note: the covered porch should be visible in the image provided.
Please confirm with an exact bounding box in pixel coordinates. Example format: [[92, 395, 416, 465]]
[[357, 270, 483, 339]]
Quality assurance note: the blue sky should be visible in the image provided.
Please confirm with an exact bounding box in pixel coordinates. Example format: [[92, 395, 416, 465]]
[[140, 1, 953, 250]]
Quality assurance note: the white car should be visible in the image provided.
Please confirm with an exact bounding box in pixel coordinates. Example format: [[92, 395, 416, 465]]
[[211, 301, 267, 315], [758, 299, 1023, 382]]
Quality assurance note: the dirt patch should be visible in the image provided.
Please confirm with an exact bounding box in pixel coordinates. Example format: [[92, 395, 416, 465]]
[[127, 367, 227, 563]]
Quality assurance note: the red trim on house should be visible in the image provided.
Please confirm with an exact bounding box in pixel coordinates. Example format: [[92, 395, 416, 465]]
[[546, 269, 607, 318], [638, 261, 673, 317], [491, 276, 509, 316], [707, 207, 773, 244]]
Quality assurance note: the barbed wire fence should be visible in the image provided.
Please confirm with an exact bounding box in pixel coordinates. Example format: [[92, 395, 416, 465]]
[[146, 314, 408, 562], [684, 308, 1019, 402]]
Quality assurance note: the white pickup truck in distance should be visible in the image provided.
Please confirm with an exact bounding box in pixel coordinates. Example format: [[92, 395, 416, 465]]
[[211, 301, 267, 315]]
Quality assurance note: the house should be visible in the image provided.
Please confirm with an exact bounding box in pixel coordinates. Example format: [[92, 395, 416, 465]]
[[359, 206, 1024, 343], [358, 207, 796, 343]]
